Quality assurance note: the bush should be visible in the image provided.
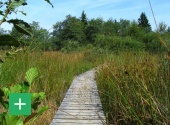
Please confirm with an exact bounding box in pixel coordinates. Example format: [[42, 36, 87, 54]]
[[94, 34, 144, 52], [94, 34, 114, 49], [124, 37, 144, 51], [61, 40, 80, 52], [141, 32, 164, 52]]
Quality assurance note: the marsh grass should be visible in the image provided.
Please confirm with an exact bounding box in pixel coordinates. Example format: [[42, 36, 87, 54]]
[[96, 51, 170, 125], [1, 49, 169, 125], [0, 50, 109, 124]]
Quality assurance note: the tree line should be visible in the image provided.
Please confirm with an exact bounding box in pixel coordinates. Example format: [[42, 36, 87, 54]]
[[0, 11, 170, 52]]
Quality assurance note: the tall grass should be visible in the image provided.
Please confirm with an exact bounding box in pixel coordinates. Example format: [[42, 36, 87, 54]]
[[2, 49, 170, 124], [96, 51, 170, 125], [0, 50, 109, 125]]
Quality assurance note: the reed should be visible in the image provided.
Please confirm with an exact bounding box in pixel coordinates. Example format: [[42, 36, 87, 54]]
[[96, 51, 170, 125], [0, 50, 109, 124]]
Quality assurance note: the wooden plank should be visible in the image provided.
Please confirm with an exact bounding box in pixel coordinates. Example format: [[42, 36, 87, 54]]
[[50, 123, 103, 125], [54, 114, 105, 120], [50, 69, 106, 125], [59, 103, 103, 107], [56, 110, 105, 115], [51, 119, 105, 124]]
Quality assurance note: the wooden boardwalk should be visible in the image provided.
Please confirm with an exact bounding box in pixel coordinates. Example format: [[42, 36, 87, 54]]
[[50, 69, 106, 125]]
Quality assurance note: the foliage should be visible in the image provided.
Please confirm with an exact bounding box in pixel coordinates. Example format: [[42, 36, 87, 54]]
[[52, 15, 85, 43], [61, 40, 80, 52], [0, 2, 169, 125], [141, 32, 163, 52], [0, 0, 53, 47], [0, 0, 53, 125], [118, 19, 131, 37], [0, 35, 21, 47], [10, 21, 51, 50], [0, 4, 169, 52], [2, 9, 162, 52], [0, 28, 8, 35], [0, 50, 111, 124], [94, 34, 144, 52], [138, 12, 152, 32], [50, 12, 169, 52], [128, 21, 145, 40], [158, 22, 168, 34], [167, 27, 170, 33], [85, 18, 104, 43], [0, 67, 48, 125], [80, 10, 88, 26], [102, 19, 119, 36]]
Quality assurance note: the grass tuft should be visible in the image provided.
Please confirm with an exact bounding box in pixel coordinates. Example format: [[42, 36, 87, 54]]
[[96, 51, 170, 125], [0, 50, 109, 124]]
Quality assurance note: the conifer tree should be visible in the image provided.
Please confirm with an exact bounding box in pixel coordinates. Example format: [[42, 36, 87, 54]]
[[81, 10, 88, 25], [138, 12, 151, 32]]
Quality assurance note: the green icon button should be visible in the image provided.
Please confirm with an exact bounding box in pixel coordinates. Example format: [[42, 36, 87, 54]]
[[9, 93, 31, 115]]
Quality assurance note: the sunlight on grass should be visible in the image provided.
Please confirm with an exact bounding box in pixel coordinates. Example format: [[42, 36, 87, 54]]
[[0, 50, 109, 125], [96, 52, 170, 125], [1, 50, 170, 125]]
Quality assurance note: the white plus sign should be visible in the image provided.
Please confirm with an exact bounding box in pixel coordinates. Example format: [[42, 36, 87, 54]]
[[14, 98, 26, 110]]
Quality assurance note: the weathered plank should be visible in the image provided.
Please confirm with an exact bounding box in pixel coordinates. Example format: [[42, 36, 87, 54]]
[[50, 69, 106, 125]]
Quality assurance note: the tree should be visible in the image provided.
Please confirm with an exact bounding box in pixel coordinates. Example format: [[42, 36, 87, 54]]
[[80, 10, 88, 26], [128, 20, 144, 39], [0, 28, 8, 35], [80, 10, 88, 43], [29, 21, 50, 42], [10, 21, 50, 45], [118, 19, 130, 36], [0, 28, 10, 49], [167, 27, 170, 33], [0, 0, 53, 47], [138, 12, 151, 32], [85, 18, 104, 43], [102, 19, 119, 36], [158, 22, 167, 34], [52, 15, 85, 43], [10, 21, 54, 51]]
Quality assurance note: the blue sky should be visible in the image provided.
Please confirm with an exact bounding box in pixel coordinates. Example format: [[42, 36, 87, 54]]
[[0, 0, 170, 31]]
